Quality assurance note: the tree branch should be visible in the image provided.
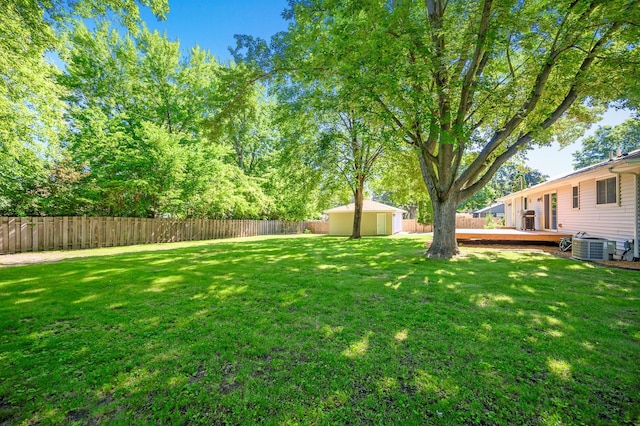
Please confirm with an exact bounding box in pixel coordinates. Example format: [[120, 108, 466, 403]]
[[458, 19, 623, 199], [374, 96, 420, 145], [455, 0, 493, 129]]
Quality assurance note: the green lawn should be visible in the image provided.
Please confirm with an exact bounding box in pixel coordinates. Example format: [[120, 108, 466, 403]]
[[1, 235, 638, 425]]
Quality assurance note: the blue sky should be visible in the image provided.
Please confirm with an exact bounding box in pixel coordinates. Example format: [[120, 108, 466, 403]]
[[139, 1, 631, 178], [140, 0, 290, 63], [527, 108, 632, 178]]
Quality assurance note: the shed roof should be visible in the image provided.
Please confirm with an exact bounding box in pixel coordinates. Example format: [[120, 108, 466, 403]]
[[325, 200, 407, 214]]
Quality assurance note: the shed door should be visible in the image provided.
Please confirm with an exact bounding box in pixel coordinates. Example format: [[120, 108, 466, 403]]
[[393, 213, 403, 234], [376, 213, 387, 235]]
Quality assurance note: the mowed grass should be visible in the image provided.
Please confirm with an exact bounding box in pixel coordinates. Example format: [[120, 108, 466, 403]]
[[0, 235, 638, 425]]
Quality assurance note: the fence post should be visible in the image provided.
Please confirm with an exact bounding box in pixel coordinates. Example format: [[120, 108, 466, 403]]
[[19, 217, 29, 253], [8, 217, 16, 253], [33, 217, 41, 252], [131, 217, 137, 245], [0, 217, 5, 254]]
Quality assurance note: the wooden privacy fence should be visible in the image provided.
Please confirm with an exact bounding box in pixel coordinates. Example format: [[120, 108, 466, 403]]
[[305, 221, 329, 234], [0, 217, 306, 255], [456, 217, 491, 229], [403, 218, 494, 233], [303, 218, 487, 235], [456, 216, 502, 229], [402, 219, 433, 233]]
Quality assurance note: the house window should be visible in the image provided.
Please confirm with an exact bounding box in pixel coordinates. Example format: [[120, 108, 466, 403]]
[[596, 177, 617, 205], [572, 186, 579, 209]]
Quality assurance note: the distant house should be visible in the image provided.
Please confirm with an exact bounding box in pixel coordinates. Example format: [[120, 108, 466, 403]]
[[472, 203, 504, 219], [498, 149, 640, 258], [325, 200, 406, 236]]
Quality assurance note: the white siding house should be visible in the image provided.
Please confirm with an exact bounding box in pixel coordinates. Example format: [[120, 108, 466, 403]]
[[499, 149, 640, 258]]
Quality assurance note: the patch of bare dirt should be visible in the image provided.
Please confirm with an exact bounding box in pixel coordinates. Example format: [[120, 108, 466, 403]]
[[0, 251, 86, 267], [0, 241, 210, 267]]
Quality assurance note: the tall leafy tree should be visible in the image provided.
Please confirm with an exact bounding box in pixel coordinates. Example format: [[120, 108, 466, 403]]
[[216, 88, 277, 176], [0, 3, 65, 215], [492, 163, 547, 196], [204, 76, 325, 220], [60, 23, 227, 216], [267, 95, 342, 220], [59, 22, 289, 219], [321, 110, 386, 239], [572, 117, 640, 169], [274, 76, 389, 237], [0, 0, 168, 216], [253, 0, 639, 258], [60, 23, 183, 216]]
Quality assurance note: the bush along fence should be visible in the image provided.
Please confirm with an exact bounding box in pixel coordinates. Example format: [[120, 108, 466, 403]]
[[0, 217, 306, 255]]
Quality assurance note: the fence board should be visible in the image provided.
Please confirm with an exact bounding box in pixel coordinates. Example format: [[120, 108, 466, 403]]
[[141, 218, 147, 244], [32, 218, 39, 252], [17, 218, 23, 252], [8, 218, 15, 253], [19, 218, 28, 252], [0, 217, 5, 253], [41, 217, 48, 251], [0, 218, 4, 253], [70, 217, 77, 249]]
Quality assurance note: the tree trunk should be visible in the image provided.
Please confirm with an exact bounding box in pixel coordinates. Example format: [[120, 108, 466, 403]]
[[407, 204, 417, 219], [351, 181, 364, 239], [426, 196, 460, 258]]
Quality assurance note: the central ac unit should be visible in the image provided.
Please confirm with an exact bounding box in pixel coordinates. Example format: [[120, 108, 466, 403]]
[[572, 237, 615, 261]]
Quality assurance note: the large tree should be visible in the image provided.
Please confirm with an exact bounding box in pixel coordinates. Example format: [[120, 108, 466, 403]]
[[572, 117, 640, 169], [0, 1, 168, 215], [59, 23, 274, 218], [259, 0, 639, 258], [321, 110, 386, 239], [1, 0, 168, 154], [268, 90, 349, 220], [273, 76, 389, 237]]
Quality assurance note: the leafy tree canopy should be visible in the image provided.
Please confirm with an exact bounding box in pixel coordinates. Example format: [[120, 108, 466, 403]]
[[57, 21, 284, 218], [0, 0, 168, 216], [572, 117, 640, 169]]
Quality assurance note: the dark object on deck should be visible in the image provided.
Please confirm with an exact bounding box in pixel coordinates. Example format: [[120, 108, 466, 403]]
[[521, 210, 536, 230]]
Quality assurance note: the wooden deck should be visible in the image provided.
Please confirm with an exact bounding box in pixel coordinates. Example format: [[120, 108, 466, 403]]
[[456, 228, 572, 244]]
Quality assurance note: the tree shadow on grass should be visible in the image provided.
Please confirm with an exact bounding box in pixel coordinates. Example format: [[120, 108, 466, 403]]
[[0, 236, 638, 424]]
